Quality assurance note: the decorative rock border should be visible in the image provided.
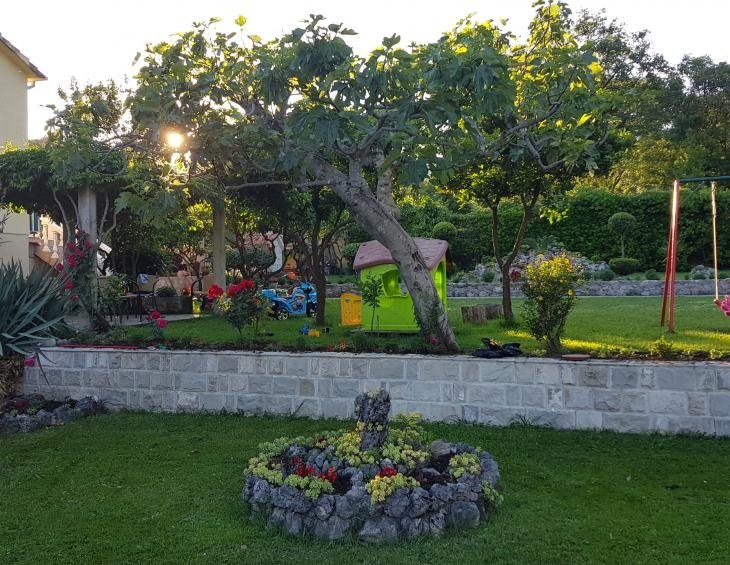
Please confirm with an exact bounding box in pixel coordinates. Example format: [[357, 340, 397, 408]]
[[325, 279, 730, 298], [241, 391, 502, 542], [0, 395, 104, 435], [243, 449, 500, 542]]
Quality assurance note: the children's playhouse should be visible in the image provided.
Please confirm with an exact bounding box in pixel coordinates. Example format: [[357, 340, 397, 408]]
[[352, 238, 448, 332]]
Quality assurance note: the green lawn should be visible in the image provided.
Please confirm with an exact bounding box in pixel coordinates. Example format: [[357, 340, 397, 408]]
[[1, 413, 728, 564], [117, 296, 730, 357]]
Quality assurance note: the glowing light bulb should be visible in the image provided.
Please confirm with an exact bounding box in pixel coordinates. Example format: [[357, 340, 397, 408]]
[[166, 131, 184, 150]]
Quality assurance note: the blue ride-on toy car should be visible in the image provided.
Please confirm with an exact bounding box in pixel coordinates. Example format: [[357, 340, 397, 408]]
[[262, 281, 317, 320]]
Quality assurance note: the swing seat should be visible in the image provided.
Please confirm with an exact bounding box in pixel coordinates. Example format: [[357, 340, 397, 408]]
[[715, 296, 730, 316]]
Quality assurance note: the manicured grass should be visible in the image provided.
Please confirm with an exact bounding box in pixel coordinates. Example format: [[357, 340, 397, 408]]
[[1, 413, 728, 564], [120, 296, 730, 357]]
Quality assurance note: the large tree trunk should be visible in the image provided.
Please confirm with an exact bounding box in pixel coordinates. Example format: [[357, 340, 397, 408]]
[[489, 195, 539, 325], [500, 264, 513, 322], [211, 199, 226, 288], [314, 160, 458, 351]]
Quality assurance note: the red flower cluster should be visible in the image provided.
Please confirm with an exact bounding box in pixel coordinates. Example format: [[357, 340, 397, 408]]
[[145, 310, 167, 329], [291, 457, 338, 482], [227, 279, 255, 298], [207, 284, 224, 299], [376, 466, 398, 478], [63, 239, 91, 268]]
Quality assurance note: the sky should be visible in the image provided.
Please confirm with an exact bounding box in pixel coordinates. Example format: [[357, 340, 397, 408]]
[[2, 0, 729, 139]]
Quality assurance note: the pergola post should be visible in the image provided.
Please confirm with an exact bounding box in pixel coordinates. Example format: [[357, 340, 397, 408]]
[[77, 187, 97, 241], [212, 198, 226, 288]]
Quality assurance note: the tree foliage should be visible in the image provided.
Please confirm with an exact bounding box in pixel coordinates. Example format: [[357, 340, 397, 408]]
[[131, 2, 615, 347]]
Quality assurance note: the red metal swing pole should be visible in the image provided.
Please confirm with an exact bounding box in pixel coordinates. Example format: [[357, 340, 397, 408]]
[[661, 179, 681, 332]]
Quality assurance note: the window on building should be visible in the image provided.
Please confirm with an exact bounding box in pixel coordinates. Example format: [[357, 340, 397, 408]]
[[29, 213, 40, 234]]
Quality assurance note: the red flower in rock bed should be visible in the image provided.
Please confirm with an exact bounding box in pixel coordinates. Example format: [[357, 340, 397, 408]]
[[207, 284, 224, 299], [294, 463, 316, 477], [377, 466, 398, 478], [315, 467, 338, 482]]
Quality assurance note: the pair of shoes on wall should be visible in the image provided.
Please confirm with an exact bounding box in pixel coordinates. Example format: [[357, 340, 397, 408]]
[[472, 337, 522, 358]]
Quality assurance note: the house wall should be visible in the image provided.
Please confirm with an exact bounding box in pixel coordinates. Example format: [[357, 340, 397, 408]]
[[0, 45, 29, 144], [23, 348, 730, 437], [0, 44, 31, 272], [0, 212, 30, 271]]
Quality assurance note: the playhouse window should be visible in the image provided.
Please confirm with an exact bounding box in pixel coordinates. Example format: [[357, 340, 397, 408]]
[[381, 269, 403, 297]]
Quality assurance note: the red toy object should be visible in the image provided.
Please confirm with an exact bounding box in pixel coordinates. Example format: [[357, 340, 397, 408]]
[[715, 296, 730, 316]]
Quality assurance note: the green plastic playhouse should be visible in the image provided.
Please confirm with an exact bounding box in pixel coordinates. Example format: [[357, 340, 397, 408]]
[[353, 238, 448, 332]]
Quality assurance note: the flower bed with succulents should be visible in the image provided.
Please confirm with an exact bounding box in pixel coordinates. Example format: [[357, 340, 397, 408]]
[[0, 394, 104, 435], [242, 390, 502, 543]]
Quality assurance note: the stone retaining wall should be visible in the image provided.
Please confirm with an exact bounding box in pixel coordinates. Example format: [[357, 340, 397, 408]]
[[23, 349, 730, 436], [325, 279, 730, 298]]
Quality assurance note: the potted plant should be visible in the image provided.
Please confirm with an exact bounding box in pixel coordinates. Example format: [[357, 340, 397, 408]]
[[0, 262, 66, 399], [147, 284, 193, 315]]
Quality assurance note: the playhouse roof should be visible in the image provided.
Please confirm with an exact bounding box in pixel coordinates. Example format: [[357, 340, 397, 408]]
[[353, 238, 448, 271]]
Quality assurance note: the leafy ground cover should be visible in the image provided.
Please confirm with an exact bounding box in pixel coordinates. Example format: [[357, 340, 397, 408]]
[[107, 296, 730, 358], [1, 412, 728, 564]]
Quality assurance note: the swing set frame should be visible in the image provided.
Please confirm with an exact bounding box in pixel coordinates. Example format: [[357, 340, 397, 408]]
[[661, 175, 729, 332]]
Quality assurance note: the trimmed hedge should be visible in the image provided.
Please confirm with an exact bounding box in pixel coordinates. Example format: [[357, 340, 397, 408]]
[[609, 258, 642, 275], [397, 189, 729, 271]]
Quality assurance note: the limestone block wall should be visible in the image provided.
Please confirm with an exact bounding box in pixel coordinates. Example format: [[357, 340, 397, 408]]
[[325, 279, 730, 298], [23, 349, 730, 436]]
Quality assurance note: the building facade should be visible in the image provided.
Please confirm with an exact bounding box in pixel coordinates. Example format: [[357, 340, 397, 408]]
[[0, 32, 57, 272]]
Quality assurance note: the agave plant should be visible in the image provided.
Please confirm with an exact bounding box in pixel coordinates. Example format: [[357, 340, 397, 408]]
[[0, 261, 66, 358]]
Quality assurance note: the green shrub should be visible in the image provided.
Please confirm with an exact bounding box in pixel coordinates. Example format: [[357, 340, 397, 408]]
[[155, 285, 177, 297], [100, 274, 128, 314], [481, 269, 495, 283], [358, 275, 383, 331], [432, 221, 458, 243], [522, 254, 583, 355], [645, 269, 661, 280], [1, 262, 67, 397], [342, 242, 360, 266], [592, 269, 616, 281], [609, 258, 641, 275], [607, 212, 637, 258], [649, 335, 676, 359], [692, 272, 707, 280], [0, 262, 66, 358]]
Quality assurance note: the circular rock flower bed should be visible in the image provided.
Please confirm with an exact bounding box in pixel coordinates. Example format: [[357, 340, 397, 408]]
[[242, 390, 502, 542], [0, 394, 104, 435]]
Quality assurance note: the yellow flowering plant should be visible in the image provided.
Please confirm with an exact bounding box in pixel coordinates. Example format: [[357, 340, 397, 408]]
[[366, 473, 419, 503], [448, 453, 481, 478], [522, 254, 584, 355]]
